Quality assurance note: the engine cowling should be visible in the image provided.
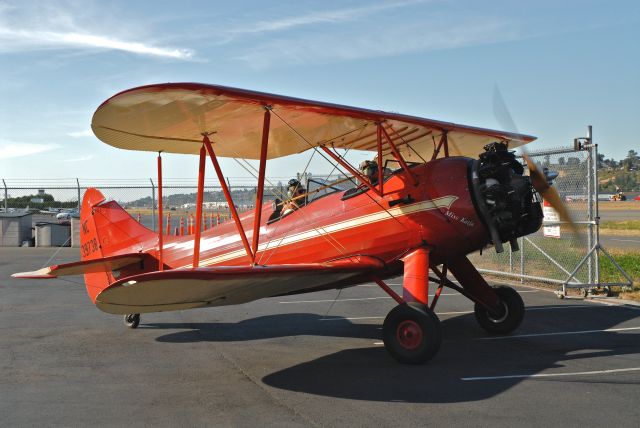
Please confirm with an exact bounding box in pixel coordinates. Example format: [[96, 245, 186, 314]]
[[470, 142, 543, 253]]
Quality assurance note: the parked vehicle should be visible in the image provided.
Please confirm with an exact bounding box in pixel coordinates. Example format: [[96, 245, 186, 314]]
[[56, 209, 80, 220]]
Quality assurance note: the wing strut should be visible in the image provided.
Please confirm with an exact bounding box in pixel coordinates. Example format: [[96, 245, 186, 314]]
[[319, 146, 381, 196], [252, 108, 271, 260], [193, 145, 206, 267], [203, 135, 254, 262], [431, 132, 449, 161], [376, 124, 384, 194], [157, 152, 164, 271], [379, 124, 418, 185]]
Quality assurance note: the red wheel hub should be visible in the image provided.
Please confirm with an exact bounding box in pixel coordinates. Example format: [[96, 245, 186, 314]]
[[396, 320, 423, 350]]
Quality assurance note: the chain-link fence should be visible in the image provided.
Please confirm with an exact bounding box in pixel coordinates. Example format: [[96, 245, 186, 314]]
[[1, 174, 355, 234], [468, 143, 633, 294], [2, 146, 631, 291]]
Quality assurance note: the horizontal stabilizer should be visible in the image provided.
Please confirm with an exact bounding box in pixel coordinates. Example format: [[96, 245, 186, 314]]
[[96, 256, 384, 314], [12, 253, 146, 279]]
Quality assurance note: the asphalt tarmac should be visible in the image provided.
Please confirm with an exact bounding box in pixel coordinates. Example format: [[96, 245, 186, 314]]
[[2, 248, 640, 427]]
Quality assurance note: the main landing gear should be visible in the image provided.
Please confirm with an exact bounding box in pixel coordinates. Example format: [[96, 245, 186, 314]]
[[383, 304, 442, 364], [473, 285, 524, 334], [375, 249, 525, 364], [124, 313, 140, 329]]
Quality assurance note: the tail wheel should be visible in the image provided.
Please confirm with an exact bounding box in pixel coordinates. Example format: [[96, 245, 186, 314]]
[[474, 286, 524, 334], [124, 313, 140, 329], [383, 304, 442, 364]]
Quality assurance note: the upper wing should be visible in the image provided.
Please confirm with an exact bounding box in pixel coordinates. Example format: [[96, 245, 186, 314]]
[[92, 83, 535, 161], [95, 256, 384, 314], [12, 253, 146, 279]]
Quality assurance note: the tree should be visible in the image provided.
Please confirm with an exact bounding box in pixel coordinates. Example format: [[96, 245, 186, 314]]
[[566, 157, 580, 166], [623, 150, 639, 171], [604, 158, 618, 169]]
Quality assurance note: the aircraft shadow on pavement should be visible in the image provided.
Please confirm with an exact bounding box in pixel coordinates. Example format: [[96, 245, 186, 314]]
[[148, 313, 381, 343], [150, 306, 639, 403]]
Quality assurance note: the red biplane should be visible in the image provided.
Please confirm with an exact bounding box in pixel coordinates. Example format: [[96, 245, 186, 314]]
[[14, 83, 572, 364]]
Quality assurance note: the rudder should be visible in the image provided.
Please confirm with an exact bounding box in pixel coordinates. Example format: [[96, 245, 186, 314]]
[[80, 188, 155, 302]]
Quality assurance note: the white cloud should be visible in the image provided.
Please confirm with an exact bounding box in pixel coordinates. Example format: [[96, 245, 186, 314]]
[[236, 17, 519, 69], [0, 27, 194, 59], [63, 154, 93, 162], [228, 1, 430, 36], [67, 129, 94, 138], [0, 2, 194, 59], [0, 142, 59, 159]]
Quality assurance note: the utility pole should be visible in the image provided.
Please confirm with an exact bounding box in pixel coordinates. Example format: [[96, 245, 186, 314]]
[[2, 179, 7, 212], [150, 178, 156, 231], [76, 178, 81, 210]]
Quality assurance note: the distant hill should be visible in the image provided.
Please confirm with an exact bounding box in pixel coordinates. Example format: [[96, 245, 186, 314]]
[[126, 187, 282, 208], [598, 170, 640, 193]]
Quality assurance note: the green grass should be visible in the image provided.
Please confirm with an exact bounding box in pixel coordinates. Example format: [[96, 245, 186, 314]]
[[600, 220, 640, 231], [600, 250, 640, 287], [469, 234, 639, 294]]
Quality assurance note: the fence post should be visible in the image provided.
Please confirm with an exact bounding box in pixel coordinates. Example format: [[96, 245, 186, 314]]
[[509, 244, 514, 274], [586, 133, 594, 285], [589, 125, 600, 285], [519, 236, 524, 284], [76, 178, 81, 210], [150, 178, 156, 231], [2, 179, 7, 212]]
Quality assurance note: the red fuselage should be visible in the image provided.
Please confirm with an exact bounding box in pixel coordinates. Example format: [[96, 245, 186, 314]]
[[124, 157, 489, 274]]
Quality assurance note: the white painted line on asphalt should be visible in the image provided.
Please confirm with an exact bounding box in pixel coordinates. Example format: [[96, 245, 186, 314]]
[[461, 367, 640, 381], [526, 305, 593, 310], [479, 326, 640, 340], [317, 301, 621, 322], [319, 310, 474, 321], [386, 280, 462, 286], [279, 297, 391, 304], [280, 293, 465, 304], [583, 299, 640, 310], [515, 283, 557, 294], [609, 238, 640, 243], [319, 316, 384, 321], [282, 290, 540, 304]]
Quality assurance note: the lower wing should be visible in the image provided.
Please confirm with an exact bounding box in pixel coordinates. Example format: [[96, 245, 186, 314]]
[[95, 256, 384, 314]]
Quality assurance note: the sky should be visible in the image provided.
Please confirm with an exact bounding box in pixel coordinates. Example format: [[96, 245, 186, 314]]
[[0, 0, 638, 182]]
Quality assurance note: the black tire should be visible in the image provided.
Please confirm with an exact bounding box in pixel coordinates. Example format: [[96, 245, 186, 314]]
[[474, 286, 524, 335], [382, 304, 442, 364], [124, 313, 140, 329]]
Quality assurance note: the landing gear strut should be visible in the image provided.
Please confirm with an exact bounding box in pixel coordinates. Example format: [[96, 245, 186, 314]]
[[376, 247, 443, 364], [124, 313, 140, 329], [375, 252, 527, 364]]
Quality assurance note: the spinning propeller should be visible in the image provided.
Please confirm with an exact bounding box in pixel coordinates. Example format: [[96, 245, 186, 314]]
[[492, 87, 579, 236]]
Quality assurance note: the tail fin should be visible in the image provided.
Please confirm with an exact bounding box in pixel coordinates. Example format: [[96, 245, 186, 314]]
[[81, 188, 155, 302]]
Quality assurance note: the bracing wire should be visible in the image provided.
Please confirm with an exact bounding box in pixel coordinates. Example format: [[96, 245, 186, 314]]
[[270, 110, 411, 232], [222, 144, 352, 265]]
